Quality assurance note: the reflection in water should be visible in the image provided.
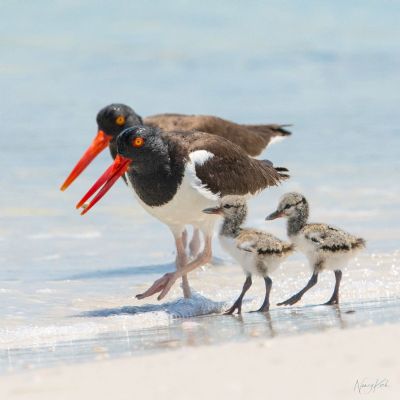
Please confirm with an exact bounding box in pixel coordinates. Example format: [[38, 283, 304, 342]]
[[260, 312, 276, 338], [2, 297, 399, 374]]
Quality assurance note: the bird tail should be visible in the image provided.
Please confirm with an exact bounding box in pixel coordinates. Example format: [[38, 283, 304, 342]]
[[277, 168, 290, 180], [260, 160, 290, 181], [245, 124, 292, 138], [283, 243, 295, 254], [352, 238, 366, 250]]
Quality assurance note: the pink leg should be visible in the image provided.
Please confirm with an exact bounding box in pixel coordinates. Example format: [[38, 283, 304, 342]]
[[181, 229, 188, 250], [175, 232, 191, 298], [189, 228, 201, 258], [136, 234, 213, 301]]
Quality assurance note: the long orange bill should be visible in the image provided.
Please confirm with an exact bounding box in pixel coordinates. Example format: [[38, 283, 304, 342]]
[[60, 130, 112, 191], [77, 155, 132, 216]]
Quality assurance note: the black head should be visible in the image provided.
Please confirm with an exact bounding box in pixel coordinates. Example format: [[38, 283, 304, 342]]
[[116, 126, 168, 170], [96, 104, 143, 138], [60, 104, 144, 191]]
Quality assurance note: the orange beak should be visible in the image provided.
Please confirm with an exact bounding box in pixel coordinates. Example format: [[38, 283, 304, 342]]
[[60, 130, 112, 191], [76, 155, 132, 215]]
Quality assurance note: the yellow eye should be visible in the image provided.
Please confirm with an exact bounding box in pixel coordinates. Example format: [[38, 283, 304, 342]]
[[115, 115, 125, 126], [132, 137, 144, 148]]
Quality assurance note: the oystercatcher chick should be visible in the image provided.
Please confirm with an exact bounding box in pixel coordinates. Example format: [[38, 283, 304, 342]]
[[266, 192, 366, 306], [76, 126, 289, 301], [203, 196, 293, 314]]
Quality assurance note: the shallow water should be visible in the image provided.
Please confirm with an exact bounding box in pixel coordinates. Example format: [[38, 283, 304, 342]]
[[2, 296, 400, 374], [1, 1, 400, 374], [1, 251, 399, 374]]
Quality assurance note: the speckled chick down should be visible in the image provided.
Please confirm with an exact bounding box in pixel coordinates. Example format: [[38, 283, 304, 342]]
[[272, 192, 366, 271], [218, 196, 294, 277]]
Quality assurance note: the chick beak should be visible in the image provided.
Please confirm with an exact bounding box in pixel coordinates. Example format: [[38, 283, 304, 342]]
[[202, 206, 223, 215], [265, 210, 284, 220]]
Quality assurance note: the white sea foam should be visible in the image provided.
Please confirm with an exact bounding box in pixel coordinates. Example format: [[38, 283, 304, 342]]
[[0, 292, 225, 350]]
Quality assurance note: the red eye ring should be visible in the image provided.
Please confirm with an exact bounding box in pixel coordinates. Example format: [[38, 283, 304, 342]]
[[132, 137, 144, 148]]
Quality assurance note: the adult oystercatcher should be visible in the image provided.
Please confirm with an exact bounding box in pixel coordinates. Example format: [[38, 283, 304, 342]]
[[60, 104, 292, 296], [266, 192, 366, 306], [76, 126, 289, 300], [60, 104, 291, 191], [203, 196, 293, 314]]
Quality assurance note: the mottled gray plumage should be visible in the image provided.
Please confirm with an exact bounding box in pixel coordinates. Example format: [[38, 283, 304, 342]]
[[267, 192, 366, 306], [271, 192, 366, 256], [209, 196, 293, 314]]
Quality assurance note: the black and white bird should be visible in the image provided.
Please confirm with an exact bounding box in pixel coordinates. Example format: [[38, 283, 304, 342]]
[[76, 126, 289, 300], [61, 104, 291, 193], [266, 192, 366, 306], [204, 196, 293, 314], [60, 104, 292, 296]]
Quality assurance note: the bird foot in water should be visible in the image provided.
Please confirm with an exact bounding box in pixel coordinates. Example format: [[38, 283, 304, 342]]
[[321, 297, 339, 306], [136, 272, 178, 301], [224, 302, 242, 315], [277, 294, 302, 306]]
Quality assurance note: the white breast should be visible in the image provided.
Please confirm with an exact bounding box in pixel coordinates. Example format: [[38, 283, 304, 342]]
[[292, 233, 316, 255], [291, 233, 358, 271], [290, 233, 318, 269], [219, 236, 259, 275], [128, 150, 220, 234]]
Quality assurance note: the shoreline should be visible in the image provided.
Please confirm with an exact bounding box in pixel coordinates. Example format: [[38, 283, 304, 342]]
[[1, 324, 398, 400]]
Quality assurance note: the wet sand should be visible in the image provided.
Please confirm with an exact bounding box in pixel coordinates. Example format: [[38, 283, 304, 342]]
[[1, 324, 398, 400], [1, 251, 400, 374], [1, 295, 400, 374]]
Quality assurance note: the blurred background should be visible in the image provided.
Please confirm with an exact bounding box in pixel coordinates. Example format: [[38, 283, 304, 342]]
[[0, 0, 399, 371]]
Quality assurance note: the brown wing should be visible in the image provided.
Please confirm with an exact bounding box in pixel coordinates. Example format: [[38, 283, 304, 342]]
[[144, 114, 291, 157], [164, 131, 289, 196]]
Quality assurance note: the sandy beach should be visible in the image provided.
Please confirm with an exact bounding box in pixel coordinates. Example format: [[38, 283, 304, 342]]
[[1, 324, 398, 400]]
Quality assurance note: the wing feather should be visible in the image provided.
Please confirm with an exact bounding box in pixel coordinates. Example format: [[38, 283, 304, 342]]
[[144, 114, 292, 156]]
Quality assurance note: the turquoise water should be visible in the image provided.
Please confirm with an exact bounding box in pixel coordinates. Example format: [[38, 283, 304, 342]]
[[0, 0, 399, 373]]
